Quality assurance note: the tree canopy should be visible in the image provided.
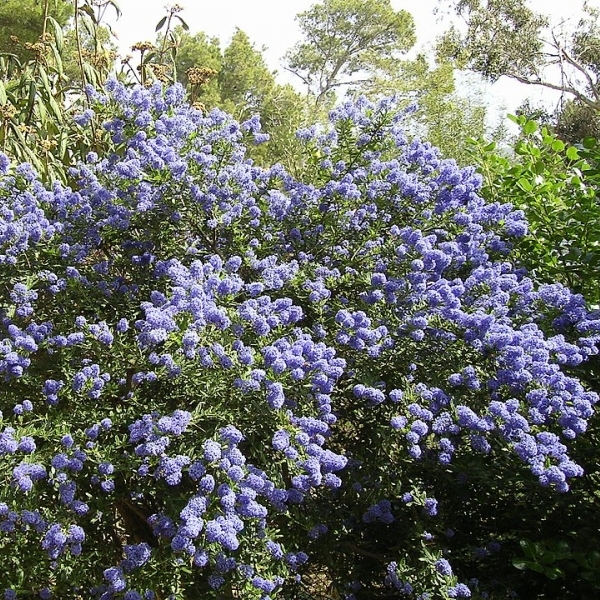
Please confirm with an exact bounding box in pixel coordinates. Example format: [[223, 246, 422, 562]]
[[437, 0, 600, 141], [0, 0, 73, 63], [284, 0, 416, 105]]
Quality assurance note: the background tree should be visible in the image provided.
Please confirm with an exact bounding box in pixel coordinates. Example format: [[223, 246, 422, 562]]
[[164, 27, 308, 168], [284, 0, 416, 106], [0, 0, 73, 63], [366, 56, 490, 163], [284, 0, 494, 162], [438, 0, 600, 142], [170, 29, 222, 108], [554, 98, 600, 143]]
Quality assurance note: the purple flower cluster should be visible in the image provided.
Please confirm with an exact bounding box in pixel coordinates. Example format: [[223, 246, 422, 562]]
[[41, 522, 85, 559], [363, 500, 394, 524], [128, 410, 192, 457]]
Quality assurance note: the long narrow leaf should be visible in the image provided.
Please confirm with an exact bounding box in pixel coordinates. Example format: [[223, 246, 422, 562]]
[[174, 15, 190, 31], [9, 122, 44, 171], [26, 80, 37, 122], [155, 16, 167, 32], [48, 95, 64, 124], [107, 0, 122, 18], [47, 17, 64, 53]]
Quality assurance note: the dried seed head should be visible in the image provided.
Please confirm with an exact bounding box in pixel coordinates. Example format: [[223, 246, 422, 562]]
[[0, 103, 17, 120], [132, 41, 155, 53], [186, 66, 217, 86]]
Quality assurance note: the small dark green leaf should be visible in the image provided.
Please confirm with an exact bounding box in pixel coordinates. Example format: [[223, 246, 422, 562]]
[[544, 566, 564, 580], [155, 16, 167, 31], [79, 3, 97, 22], [512, 559, 529, 571], [175, 15, 190, 30]]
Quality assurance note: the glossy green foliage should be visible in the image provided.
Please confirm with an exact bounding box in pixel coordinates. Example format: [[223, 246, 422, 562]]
[[470, 115, 600, 308]]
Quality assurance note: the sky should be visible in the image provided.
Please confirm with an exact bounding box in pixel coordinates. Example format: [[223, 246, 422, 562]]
[[104, 0, 594, 124]]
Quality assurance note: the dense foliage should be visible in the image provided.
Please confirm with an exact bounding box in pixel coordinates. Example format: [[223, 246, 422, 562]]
[[471, 116, 600, 308], [1, 78, 600, 600], [0, 0, 73, 64]]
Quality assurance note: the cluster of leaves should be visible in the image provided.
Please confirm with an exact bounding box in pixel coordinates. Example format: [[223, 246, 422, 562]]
[[0, 0, 123, 183], [470, 115, 600, 308], [1, 77, 600, 599]]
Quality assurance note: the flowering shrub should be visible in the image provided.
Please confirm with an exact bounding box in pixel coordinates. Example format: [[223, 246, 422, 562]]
[[1, 80, 599, 599]]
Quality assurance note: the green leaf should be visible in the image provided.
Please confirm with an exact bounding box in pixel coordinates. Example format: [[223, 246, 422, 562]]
[[175, 15, 190, 31], [9, 122, 43, 171], [80, 13, 96, 37], [83, 63, 99, 87], [544, 566, 564, 580], [47, 17, 64, 53], [26, 79, 37, 121], [0, 80, 6, 106], [523, 120, 538, 135], [551, 139, 565, 152], [58, 130, 68, 159], [516, 177, 532, 192], [79, 3, 98, 23], [566, 145, 580, 160], [507, 113, 524, 125], [49, 42, 63, 76], [38, 66, 52, 97], [583, 137, 597, 149], [48, 95, 64, 124], [155, 16, 167, 32], [512, 559, 529, 571], [36, 97, 47, 123]]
